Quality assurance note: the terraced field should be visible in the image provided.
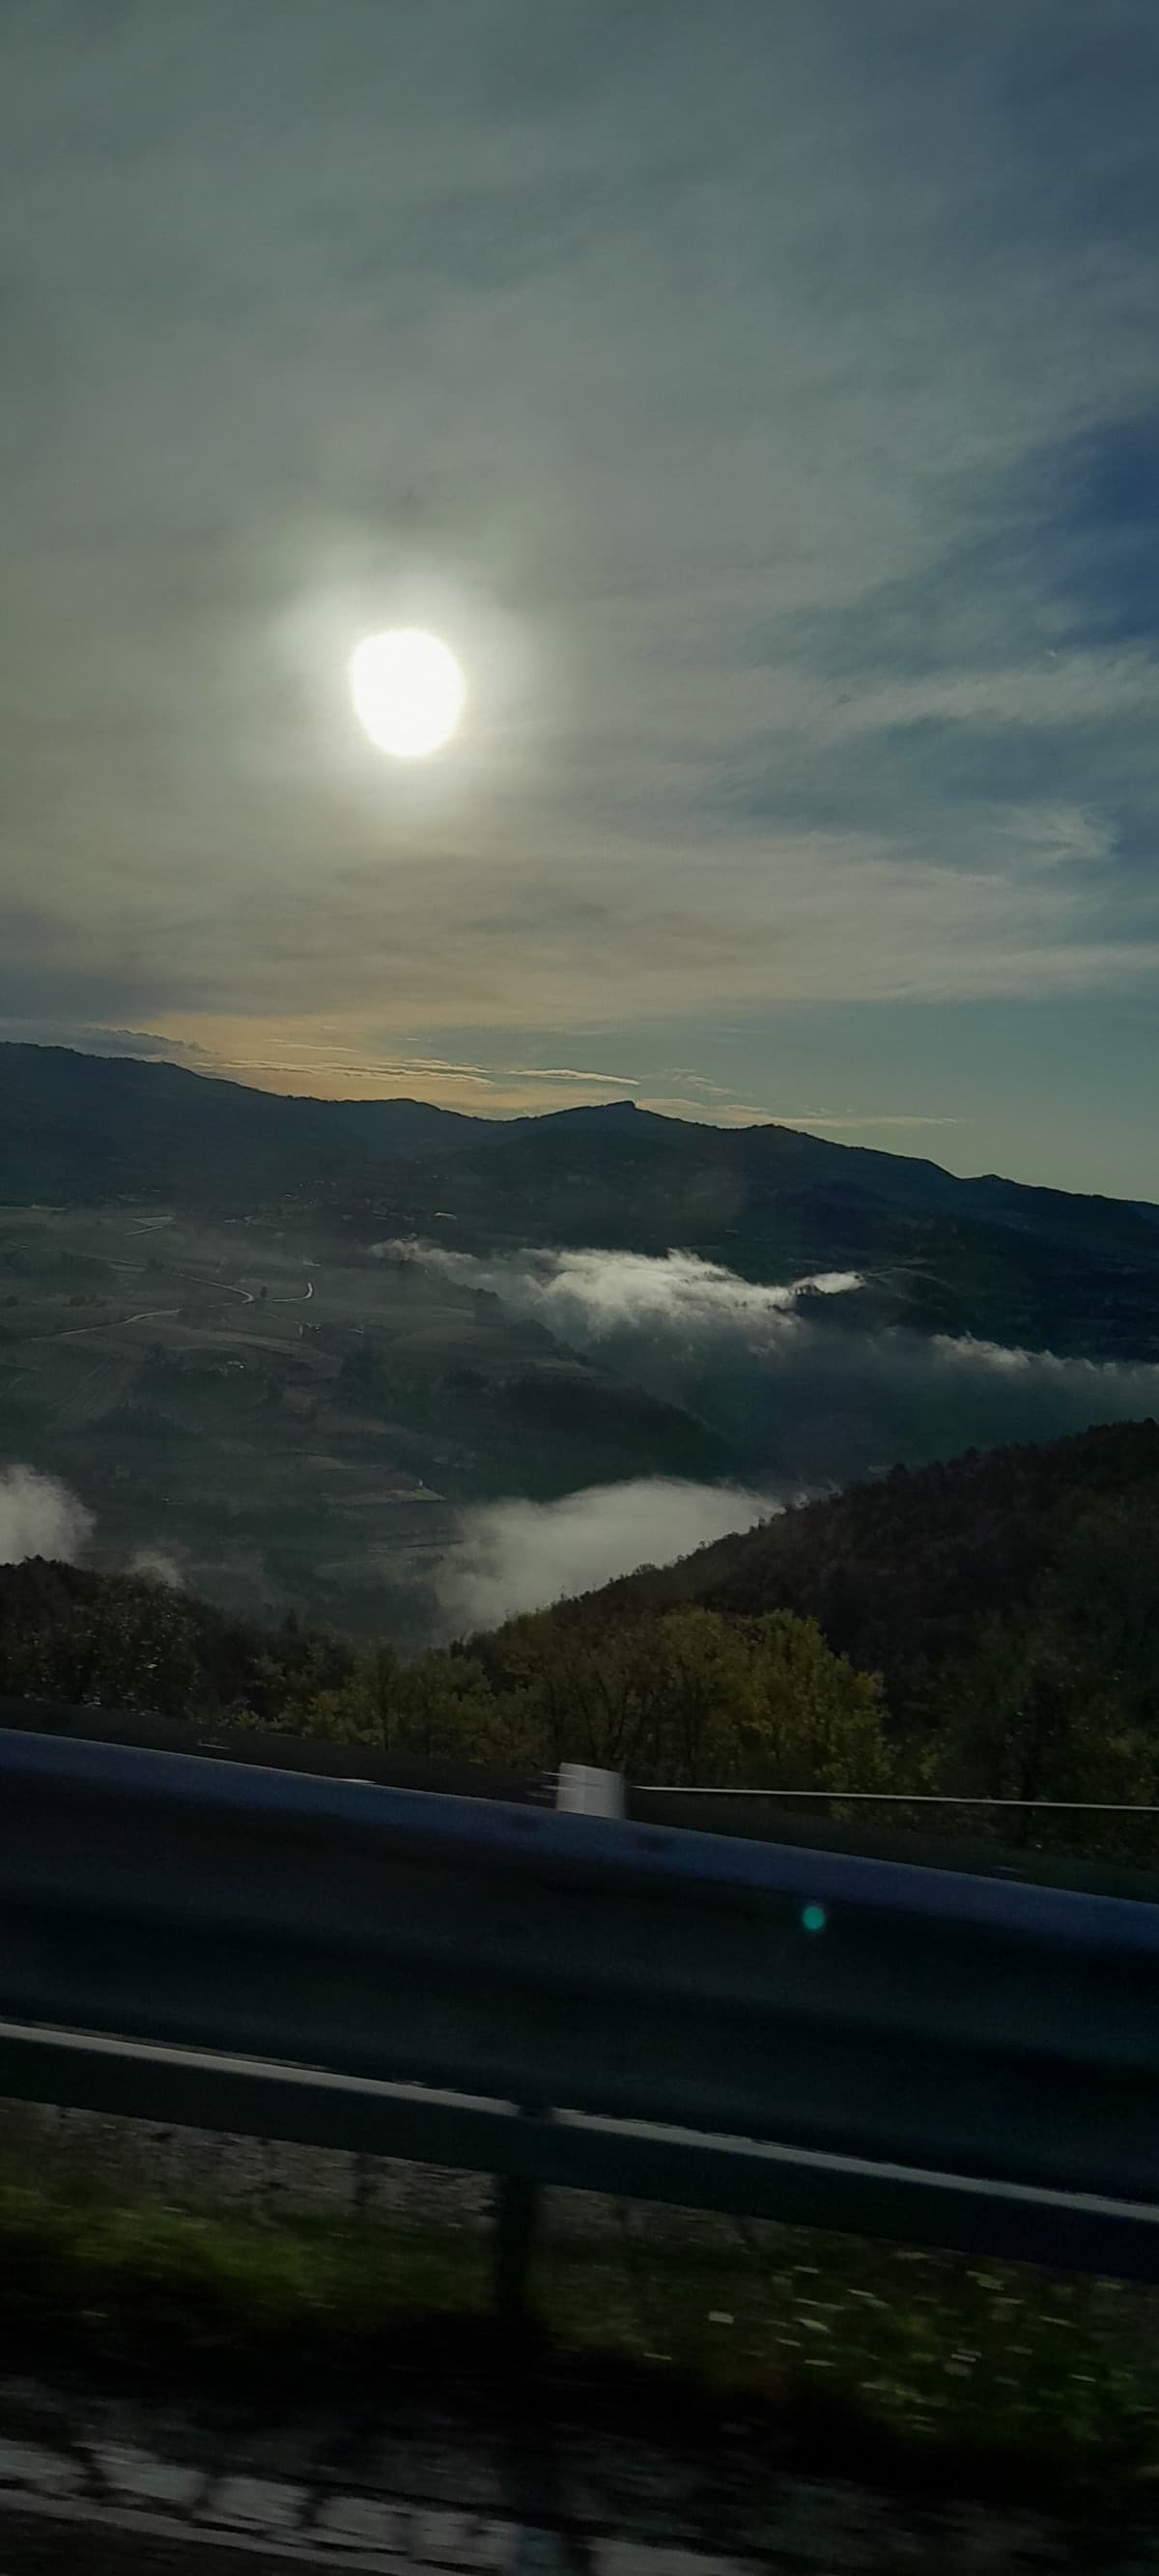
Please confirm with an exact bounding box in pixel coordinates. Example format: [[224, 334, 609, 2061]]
[[0, 1206, 721, 1640]]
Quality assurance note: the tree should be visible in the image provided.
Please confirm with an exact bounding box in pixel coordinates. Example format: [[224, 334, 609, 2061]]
[[931, 1610, 1159, 1864], [244, 1639, 506, 1764], [0, 1575, 203, 1716], [737, 1611, 893, 1795], [485, 1605, 891, 1789]]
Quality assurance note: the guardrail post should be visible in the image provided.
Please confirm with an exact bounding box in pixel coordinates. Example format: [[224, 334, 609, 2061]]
[[495, 2161, 540, 2329], [494, 1771, 626, 2325]]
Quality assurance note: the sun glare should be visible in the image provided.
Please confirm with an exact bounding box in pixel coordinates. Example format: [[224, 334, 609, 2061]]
[[349, 628, 466, 758]]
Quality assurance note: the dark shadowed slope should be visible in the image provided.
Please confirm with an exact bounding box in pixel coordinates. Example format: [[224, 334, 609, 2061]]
[[0, 1043, 480, 1203], [549, 1417, 1159, 1721]]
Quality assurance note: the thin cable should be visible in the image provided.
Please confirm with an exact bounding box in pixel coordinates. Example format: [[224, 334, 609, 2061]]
[[636, 1787, 1159, 1813]]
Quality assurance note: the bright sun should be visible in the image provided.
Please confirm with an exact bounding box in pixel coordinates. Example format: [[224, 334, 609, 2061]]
[[349, 628, 466, 758]]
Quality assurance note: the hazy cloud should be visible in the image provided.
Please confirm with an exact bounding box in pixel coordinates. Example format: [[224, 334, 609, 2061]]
[[0, 1020, 964, 1138], [395, 1242, 1159, 1488], [0, 1020, 214, 1065], [739, 1113, 961, 1132], [633, 1099, 961, 1133], [437, 1475, 770, 1633], [127, 1545, 184, 1592], [504, 1064, 641, 1088], [2, 0, 1158, 1161], [0, 1465, 93, 1566]]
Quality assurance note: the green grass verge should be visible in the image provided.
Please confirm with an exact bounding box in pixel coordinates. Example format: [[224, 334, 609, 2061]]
[[541, 2222, 1159, 2493], [2, 2166, 1159, 2507], [0, 2171, 492, 2385]]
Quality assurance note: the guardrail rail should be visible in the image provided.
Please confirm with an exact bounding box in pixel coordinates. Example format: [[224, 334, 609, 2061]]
[[4, 1721, 1159, 2305]]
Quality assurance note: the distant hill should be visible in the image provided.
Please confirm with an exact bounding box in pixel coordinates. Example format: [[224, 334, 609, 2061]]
[[0, 1043, 481, 1202], [1, 1043, 1157, 1359], [341, 1112, 1159, 1359]]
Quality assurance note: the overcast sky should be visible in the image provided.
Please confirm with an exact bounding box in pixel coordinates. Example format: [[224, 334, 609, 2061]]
[[2, 0, 1157, 1196]]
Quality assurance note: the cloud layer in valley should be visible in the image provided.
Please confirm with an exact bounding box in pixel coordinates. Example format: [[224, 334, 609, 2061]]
[[396, 1241, 1159, 1495], [381, 1240, 864, 1337], [436, 1475, 770, 1634], [0, 1465, 94, 1566]]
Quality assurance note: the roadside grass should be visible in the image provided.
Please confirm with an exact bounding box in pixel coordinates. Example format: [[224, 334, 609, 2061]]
[[2, 2161, 1159, 2506], [541, 2221, 1159, 2492], [0, 2169, 492, 2383]]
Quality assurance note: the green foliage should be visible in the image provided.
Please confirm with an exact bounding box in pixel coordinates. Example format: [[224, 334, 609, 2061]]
[[229, 1601, 892, 1790], [481, 1605, 891, 1788], [582, 1420, 1159, 1730], [236, 1637, 506, 1763], [922, 1493, 1159, 1862], [0, 1566, 203, 1714], [5, 2156, 1159, 2497], [0, 2168, 490, 2385], [0, 1557, 353, 1728], [4, 1422, 1159, 1857]]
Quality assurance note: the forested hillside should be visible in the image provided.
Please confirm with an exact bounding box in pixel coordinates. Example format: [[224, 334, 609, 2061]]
[[4, 1420, 1159, 1863], [564, 1419, 1159, 1706]]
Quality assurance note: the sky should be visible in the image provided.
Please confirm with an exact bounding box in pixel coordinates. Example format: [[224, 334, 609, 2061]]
[[1, 0, 1157, 1199]]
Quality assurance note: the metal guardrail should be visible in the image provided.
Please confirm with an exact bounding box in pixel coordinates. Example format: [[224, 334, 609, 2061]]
[[0, 1692, 546, 1805], [3, 1722, 1159, 2299]]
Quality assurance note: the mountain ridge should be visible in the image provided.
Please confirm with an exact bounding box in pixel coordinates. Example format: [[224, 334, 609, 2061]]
[[2, 1041, 1156, 1361], [3, 1038, 1156, 1212]]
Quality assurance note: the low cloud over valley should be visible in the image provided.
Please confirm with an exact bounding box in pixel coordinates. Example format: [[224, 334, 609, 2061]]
[[394, 1241, 1159, 1496], [436, 1475, 770, 1635]]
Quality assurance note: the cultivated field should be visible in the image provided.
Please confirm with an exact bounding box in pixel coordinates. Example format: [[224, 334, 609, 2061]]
[[0, 1206, 715, 1638]]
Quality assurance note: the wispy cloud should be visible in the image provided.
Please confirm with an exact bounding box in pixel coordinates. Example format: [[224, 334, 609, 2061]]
[[377, 1241, 865, 1335], [392, 1240, 1159, 1488], [503, 1064, 641, 1089], [127, 1545, 184, 1591], [0, 1019, 966, 1136], [636, 1099, 960, 1131], [2, 0, 1157, 1177], [0, 1020, 213, 1065]]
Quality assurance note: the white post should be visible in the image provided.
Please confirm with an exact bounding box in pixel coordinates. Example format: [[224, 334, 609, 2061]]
[[556, 1763, 625, 1819]]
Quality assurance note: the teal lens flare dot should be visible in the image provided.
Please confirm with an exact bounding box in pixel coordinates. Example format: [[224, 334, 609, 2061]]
[[802, 1903, 828, 1935]]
